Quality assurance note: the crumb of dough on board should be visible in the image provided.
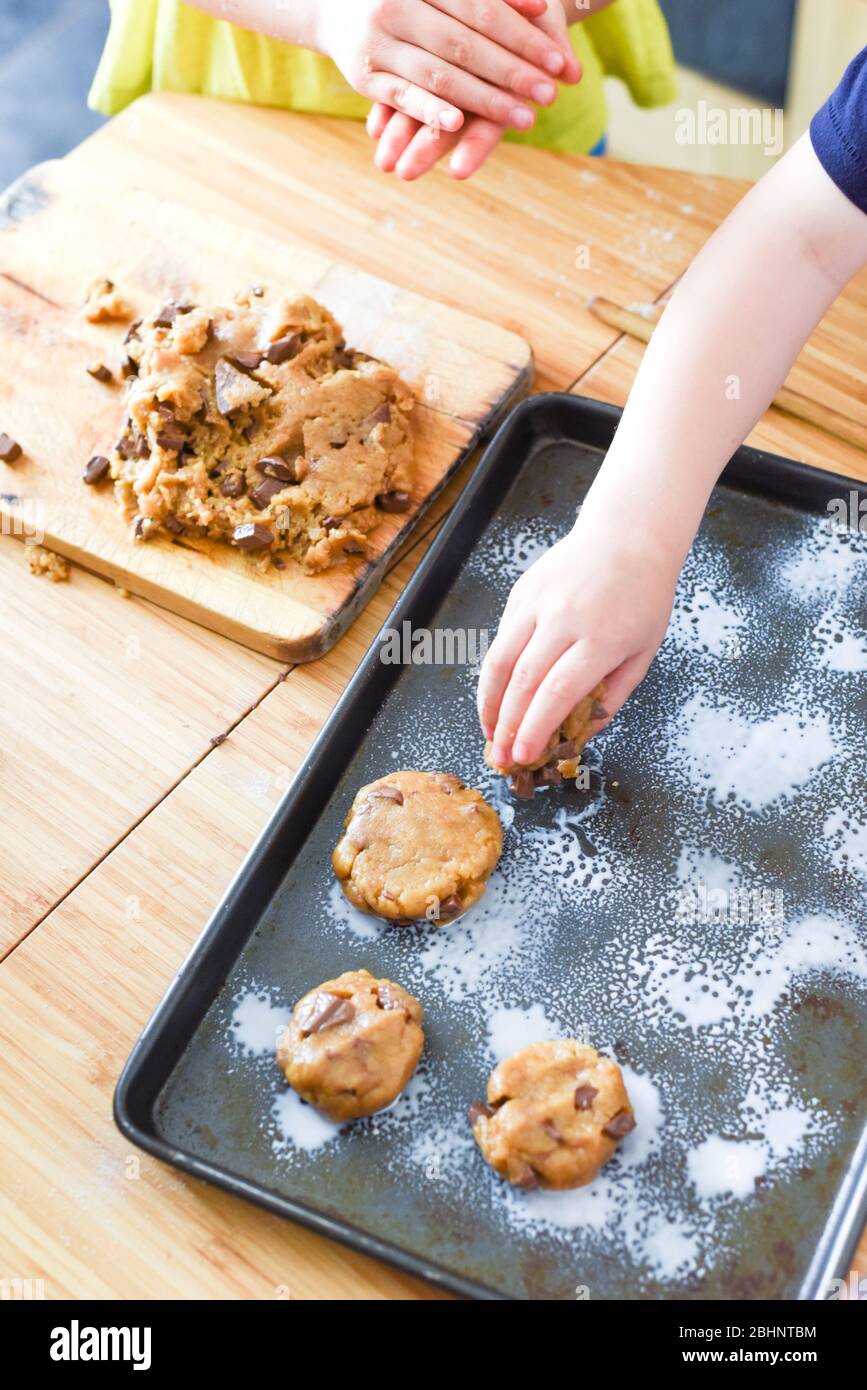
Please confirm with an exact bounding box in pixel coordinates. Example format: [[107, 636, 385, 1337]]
[[83, 276, 132, 324], [26, 545, 69, 582]]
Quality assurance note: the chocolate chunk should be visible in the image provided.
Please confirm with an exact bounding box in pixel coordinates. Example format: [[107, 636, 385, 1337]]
[[322, 515, 342, 531], [155, 429, 187, 454], [214, 357, 269, 415], [121, 356, 138, 379], [86, 362, 113, 384], [220, 472, 246, 499], [154, 301, 193, 328], [602, 1109, 636, 1140], [132, 515, 156, 540], [362, 402, 391, 433], [264, 333, 301, 365], [551, 738, 578, 761], [82, 455, 110, 485], [591, 700, 609, 721], [573, 1084, 599, 1111], [375, 490, 411, 513], [514, 1164, 540, 1191], [233, 521, 273, 552], [230, 350, 264, 372], [133, 435, 150, 459], [511, 767, 536, 799], [468, 1101, 493, 1125], [250, 477, 285, 509], [333, 345, 355, 369], [368, 784, 404, 805], [535, 763, 563, 787], [116, 436, 135, 460], [0, 433, 22, 463], [256, 455, 296, 482], [438, 894, 462, 917], [437, 774, 465, 793], [164, 516, 185, 535], [124, 319, 142, 345], [296, 992, 355, 1036]]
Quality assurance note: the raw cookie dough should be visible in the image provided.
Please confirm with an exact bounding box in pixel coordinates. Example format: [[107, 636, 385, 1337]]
[[484, 681, 608, 797], [332, 770, 503, 925], [83, 276, 131, 323], [276, 968, 424, 1122], [469, 1040, 635, 1189], [26, 546, 69, 582], [102, 288, 415, 571]]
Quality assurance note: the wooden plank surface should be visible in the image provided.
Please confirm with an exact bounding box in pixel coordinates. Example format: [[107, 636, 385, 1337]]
[[0, 158, 531, 661], [1, 93, 865, 1299]]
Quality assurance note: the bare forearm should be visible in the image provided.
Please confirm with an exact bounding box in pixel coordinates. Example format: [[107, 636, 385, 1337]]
[[183, 0, 323, 49], [575, 135, 867, 574]]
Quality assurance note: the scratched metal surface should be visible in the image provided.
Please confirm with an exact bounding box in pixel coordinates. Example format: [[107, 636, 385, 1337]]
[[152, 430, 867, 1300]]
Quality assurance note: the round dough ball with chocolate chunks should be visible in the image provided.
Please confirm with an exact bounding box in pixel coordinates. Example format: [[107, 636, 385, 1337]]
[[484, 682, 608, 798], [277, 969, 424, 1122], [469, 1040, 635, 1190], [332, 770, 503, 925]]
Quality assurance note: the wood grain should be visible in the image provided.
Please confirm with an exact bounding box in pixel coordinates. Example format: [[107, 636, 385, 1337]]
[[0, 158, 531, 661], [2, 92, 865, 1299], [0, 548, 452, 1301]]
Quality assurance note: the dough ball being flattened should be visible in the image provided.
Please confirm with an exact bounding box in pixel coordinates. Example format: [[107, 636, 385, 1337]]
[[332, 770, 503, 925], [469, 1040, 635, 1190], [277, 969, 424, 1122], [484, 682, 608, 798]]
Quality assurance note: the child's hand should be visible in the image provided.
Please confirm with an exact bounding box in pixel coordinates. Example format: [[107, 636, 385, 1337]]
[[367, 0, 580, 179], [477, 523, 678, 769], [319, 0, 573, 136]]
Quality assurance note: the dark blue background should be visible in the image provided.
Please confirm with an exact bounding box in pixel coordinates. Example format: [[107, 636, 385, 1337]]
[[660, 0, 798, 107], [0, 0, 108, 192]]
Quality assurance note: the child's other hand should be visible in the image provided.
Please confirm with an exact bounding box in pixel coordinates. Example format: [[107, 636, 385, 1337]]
[[319, 0, 573, 136], [476, 524, 677, 768], [365, 0, 580, 179]]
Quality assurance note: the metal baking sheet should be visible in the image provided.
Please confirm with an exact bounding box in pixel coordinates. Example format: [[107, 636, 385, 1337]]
[[116, 394, 867, 1301]]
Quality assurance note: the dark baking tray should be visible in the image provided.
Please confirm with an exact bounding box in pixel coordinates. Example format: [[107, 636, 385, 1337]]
[[116, 395, 867, 1301]]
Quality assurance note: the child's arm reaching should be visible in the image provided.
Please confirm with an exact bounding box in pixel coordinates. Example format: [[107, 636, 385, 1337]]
[[478, 132, 867, 769], [184, 0, 573, 134]]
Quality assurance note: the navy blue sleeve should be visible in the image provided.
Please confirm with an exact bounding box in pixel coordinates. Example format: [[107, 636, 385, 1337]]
[[810, 48, 867, 213]]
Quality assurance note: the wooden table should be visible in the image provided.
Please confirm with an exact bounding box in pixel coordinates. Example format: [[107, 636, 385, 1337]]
[[0, 94, 864, 1300]]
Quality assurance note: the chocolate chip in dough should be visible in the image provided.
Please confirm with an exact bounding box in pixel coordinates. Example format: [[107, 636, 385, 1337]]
[[264, 333, 302, 365], [468, 1101, 493, 1125], [233, 521, 273, 552], [297, 993, 356, 1036], [86, 362, 113, 384], [121, 356, 138, 379], [573, 1084, 599, 1111], [0, 433, 22, 463], [511, 768, 536, 799], [250, 477, 285, 509], [256, 455, 296, 482], [82, 455, 110, 485], [220, 472, 246, 499], [438, 893, 462, 917], [361, 403, 391, 434], [602, 1109, 636, 1140], [230, 350, 264, 372], [375, 490, 412, 513], [367, 784, 404, 805]]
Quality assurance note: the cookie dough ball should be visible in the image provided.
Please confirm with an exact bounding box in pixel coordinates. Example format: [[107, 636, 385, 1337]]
[[332, 770, 503, 925], [484, 682, 608, 798], [469, 1040, 635, 1190], [277, 969, 424, 1122]]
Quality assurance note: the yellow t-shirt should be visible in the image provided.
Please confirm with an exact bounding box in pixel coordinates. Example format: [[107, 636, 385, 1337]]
[[89, 0, 676, 155]]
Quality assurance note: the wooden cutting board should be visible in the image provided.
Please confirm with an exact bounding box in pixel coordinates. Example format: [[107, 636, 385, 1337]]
[[0, 159, 531, 660]]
